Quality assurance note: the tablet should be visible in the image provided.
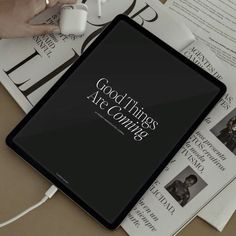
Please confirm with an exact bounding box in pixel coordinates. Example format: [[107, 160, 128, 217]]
[[6, 15, 226, 229]]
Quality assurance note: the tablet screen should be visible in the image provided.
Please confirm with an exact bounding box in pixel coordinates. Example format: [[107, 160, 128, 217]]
[[7, 16, 225, 228]]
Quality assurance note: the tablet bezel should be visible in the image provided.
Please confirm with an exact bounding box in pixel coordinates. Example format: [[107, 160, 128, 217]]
[[6, 15, 226, 229]]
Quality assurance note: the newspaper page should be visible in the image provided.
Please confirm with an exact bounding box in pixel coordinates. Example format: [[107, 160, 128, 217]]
[[0, 0, 194, 113], [181, 41, 236, 231], [164, 0, 236, 230], [198, 180, 236, 231], [121, 40, 236, 236], [165, 0, 236, 68]]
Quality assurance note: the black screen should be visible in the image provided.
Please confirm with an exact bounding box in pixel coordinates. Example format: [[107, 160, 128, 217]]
[[10, 18, 223, 226]]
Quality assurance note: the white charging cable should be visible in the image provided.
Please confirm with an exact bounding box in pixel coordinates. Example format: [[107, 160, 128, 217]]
[[0, 185, 58, 228]]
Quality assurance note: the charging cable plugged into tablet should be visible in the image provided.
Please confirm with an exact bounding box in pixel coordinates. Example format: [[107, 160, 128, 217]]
[[0, 185, 58, 228]]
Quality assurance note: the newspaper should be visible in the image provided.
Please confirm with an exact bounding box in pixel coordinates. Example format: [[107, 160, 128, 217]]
[[1, 1, 235, 236], [165, 0, 236, 68], [164, 0, 236, 230], [122, 40, 236, 235], [198, 180, 236, 232]]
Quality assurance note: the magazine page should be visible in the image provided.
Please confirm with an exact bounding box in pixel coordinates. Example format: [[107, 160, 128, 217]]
[[0, 0, 194, 113], [164, 0, 236, 230], [121, 40, 236, 236], [198, 180, 236, 231], [164, 0, 236, 68]]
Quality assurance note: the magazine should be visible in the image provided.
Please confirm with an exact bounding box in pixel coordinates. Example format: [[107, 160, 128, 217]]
[[198, 180, 236, 232], [164, 0, 236, 230], [165, 0, 236, 68], [122, 39, 236, 235], [0, 0, 194, 113]]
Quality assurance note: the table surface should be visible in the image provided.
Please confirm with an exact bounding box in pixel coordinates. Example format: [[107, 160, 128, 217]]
[[1, 85, 236, 236]]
